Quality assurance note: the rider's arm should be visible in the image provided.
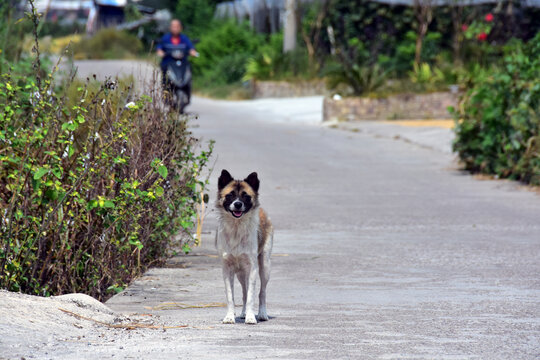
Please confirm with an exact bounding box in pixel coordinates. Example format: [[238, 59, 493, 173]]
[[156, 35, 167, 58], [184, 35, 199, 57]]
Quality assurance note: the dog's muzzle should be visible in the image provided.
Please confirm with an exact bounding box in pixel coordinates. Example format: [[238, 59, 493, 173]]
[[229, 200, 245, 218]]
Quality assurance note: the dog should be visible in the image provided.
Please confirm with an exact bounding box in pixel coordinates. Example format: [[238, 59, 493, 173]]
[[215, 169, 273, 324]]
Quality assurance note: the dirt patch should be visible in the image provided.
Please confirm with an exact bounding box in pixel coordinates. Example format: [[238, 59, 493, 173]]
[[0, 290, 174, 358]]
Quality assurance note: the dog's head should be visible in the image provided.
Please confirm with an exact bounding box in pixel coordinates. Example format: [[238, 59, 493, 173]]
[[217, 169, 259, 219]]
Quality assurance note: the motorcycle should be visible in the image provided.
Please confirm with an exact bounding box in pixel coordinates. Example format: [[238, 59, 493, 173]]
[[164, 49, 192, 114]]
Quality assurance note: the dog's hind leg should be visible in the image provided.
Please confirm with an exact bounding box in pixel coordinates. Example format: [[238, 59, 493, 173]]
[[222, 264, 236, 324], [257, 251, 271, 321], [244, 258, 259, 325]]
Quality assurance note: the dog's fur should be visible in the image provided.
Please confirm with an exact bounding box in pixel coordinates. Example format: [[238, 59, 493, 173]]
[[215, 169, 273, 324]]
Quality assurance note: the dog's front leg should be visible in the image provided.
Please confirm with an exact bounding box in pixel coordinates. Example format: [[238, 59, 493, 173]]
[[222, 263, 236, 324], [244, 258, 259, 324]]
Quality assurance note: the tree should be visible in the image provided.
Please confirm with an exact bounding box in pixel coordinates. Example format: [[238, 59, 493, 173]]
[[298, 0, 330, 69], [413, 0, 433, 66], [175, 0, 215, 37]]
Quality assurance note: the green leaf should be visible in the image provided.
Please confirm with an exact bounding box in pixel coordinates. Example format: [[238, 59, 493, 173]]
[[182, 243, 191, 254], [107, 285, 124, 294], [157, 165, 168, 178], [52, 167, 63, 179], [34, 168, 48, 180], [87, 199, 98, 210], [155, 186, 164, 197], [45, 189, 59, 200], [103, 200, 115, 208]]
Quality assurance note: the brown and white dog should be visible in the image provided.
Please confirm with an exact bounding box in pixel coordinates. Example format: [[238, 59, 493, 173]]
[[215, 170, 273, 324]]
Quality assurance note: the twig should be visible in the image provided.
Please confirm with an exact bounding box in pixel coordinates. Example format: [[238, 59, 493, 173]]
[[145, 302, 227, 311], [58, 308, 188, 330]]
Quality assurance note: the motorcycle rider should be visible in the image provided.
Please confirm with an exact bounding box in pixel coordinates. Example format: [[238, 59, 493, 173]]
[[156, 19, 198, 104]]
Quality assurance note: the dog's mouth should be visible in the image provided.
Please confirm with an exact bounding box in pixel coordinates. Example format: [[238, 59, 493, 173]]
[[231, 210, 244, 218]]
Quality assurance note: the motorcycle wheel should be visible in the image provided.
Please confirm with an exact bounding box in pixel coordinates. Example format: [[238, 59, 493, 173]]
[[176, 89, 188, 114]]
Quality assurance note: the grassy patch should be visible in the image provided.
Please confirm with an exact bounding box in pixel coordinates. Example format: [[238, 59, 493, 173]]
[[193, 80, 252, 100]]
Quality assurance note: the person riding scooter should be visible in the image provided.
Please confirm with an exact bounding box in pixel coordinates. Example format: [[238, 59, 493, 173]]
[[156, 19, 198, 112]]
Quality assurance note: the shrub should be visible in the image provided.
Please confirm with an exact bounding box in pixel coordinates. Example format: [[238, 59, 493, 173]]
[[192, 21, 264, 83], [72, 28, 144, 60], [408, 62, 445, 91], [0, 8, 212, 300], [0, 69, 212, 299], [452, 33, 540, 185], [202, 53, 251, 85], [0, 2, 31, 68], [324, 62, 388, 96], [323, 38, 388, 96], [243, 33, 313, 82]]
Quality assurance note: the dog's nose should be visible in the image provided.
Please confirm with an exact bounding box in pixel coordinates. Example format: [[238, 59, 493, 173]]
[[233, 201, 242, 209]]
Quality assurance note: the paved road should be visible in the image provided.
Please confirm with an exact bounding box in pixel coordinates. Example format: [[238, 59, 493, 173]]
[[108, 95, 540, 359], [4, 60, 539, 359]]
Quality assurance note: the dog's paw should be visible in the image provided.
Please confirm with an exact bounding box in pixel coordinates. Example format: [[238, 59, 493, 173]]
[[245, 313, 257, 325], [257, 310, 269, 322], [222, 314, 236, 324]]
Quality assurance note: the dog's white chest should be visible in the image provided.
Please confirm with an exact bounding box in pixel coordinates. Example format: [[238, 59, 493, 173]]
[[217, 229, 256, 257]]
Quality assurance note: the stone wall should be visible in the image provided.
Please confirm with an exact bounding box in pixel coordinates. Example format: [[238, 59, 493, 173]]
[[252, 80, 327, 98], [323, 92, 458, 121]]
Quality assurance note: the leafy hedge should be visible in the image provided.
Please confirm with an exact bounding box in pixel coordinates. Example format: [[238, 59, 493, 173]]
[[0, 10, 212, 299], [192, 21, 264, 86], [452, 33, 540, 185]]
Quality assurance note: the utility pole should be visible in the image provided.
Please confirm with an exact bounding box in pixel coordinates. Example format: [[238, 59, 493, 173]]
[[283, 0, 297, 52]]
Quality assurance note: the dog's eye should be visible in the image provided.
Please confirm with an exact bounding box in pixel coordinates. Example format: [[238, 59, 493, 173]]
[[225, 193, 234, 200]]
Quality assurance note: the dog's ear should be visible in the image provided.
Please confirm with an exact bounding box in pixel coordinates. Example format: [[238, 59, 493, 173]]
[[218, 169, 234, 190], [244, 172, 259, 192]]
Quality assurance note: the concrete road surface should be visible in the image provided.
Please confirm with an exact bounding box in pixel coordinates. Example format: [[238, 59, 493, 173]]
[[111, 96, 540, 359], [3, 61, 540, 359]]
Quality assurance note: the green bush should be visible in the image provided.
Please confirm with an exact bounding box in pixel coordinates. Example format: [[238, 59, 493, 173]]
[[323, 38, 388, 96], [203, 53, 251, 85], [243, 33, 313, 82], [408, 62, 445, 91], [192, 21, 264, 84], [72, 28, 144, 60], [452, 33, 540, 184], [0, 11, 212, 300], [0, 2, 31, 68]]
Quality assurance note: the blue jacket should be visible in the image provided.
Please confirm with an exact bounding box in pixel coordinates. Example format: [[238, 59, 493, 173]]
[[156, 33, 195, 70]]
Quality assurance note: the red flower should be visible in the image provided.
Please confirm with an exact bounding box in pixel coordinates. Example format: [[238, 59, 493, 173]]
[[461, 24, 468, 31], [485, 13, 494, 22], [477, 32, 488, 41]]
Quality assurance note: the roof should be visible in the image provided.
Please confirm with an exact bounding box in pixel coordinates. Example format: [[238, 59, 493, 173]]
[[215, 0, 540, 12], [375, 0, 540, 6], [95, 0, 127, 6], [29, 0, 94, 12]]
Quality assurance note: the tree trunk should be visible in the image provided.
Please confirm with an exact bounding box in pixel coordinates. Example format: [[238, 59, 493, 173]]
[[415, 23, 428, 65], [413, 0, 433, 66], [283, 0, 297, 53]]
